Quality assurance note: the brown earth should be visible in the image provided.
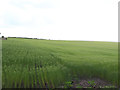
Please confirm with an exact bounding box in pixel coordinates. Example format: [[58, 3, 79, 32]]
[[59, 77, 117, 88]]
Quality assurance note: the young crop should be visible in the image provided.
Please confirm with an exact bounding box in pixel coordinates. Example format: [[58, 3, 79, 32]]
[[2, 38, 118, 88]]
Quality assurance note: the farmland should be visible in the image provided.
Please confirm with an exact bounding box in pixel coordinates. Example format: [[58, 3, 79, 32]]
[[2, 38, 118, 88]]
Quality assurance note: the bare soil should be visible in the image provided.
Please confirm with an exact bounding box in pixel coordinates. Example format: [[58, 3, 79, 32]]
[[59, 77, 117, 88]]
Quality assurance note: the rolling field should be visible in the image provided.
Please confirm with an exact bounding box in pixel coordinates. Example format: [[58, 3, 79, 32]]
[[2, 38, 118, 88]]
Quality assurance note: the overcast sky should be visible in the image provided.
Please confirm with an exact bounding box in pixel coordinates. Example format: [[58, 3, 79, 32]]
[[0, 0, 119, 41]]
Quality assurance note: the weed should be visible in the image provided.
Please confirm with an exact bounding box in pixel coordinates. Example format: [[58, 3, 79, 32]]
[[88, 80, 96, 87], [64, 81, 73, 88]]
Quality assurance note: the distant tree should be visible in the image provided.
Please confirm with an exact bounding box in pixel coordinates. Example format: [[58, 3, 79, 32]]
[[2, 36, 4, 38]]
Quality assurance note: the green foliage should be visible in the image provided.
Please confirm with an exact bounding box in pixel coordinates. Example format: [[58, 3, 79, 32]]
[[64, 81, 73, 88], [76, 84, 82, 88], [88, 80, 96, 87], [2, 38, 118, 88]]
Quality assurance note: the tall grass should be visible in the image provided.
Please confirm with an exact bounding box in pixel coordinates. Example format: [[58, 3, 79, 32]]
[[2, 38, 118, 88]]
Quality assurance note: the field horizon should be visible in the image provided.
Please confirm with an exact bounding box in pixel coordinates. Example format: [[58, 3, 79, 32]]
[[4, 36, 118, 42]]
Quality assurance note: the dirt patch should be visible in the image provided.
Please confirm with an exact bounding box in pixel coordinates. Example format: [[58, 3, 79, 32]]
[[60, 77, 117, 88]]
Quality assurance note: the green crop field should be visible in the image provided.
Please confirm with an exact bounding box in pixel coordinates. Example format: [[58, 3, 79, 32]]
[[2, 38, 118, 88]]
